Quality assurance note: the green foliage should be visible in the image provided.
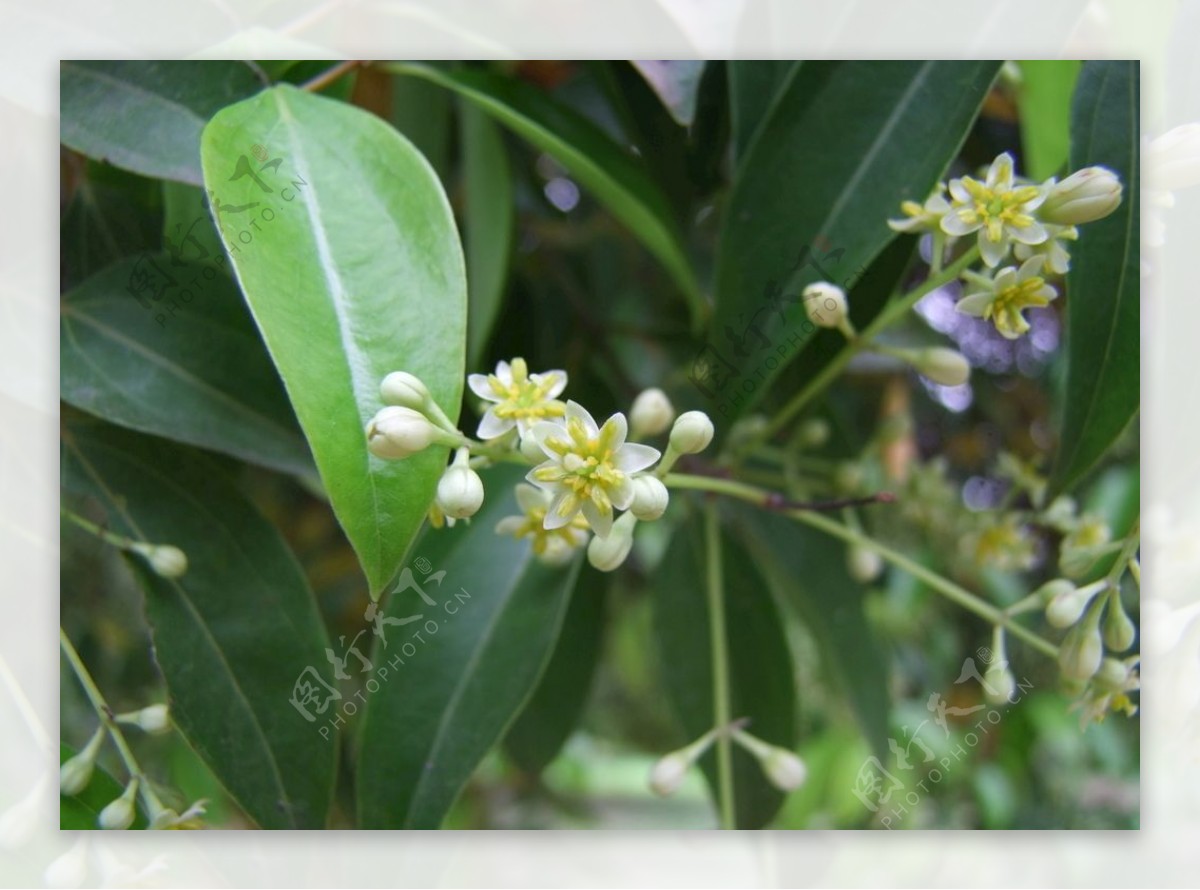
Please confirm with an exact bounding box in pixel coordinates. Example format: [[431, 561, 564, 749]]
[[1017, 60, 1081, 181]]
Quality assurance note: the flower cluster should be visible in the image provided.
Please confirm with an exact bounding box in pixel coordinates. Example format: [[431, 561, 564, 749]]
[[364, 363, 714, 572], [890, 152, 1123, 340]]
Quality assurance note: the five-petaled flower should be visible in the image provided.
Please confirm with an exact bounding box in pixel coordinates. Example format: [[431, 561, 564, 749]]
[[468, 357, 567, 440], [527, 401, 660, 538], [495, 483, 590, 565], [941, 152, 1049, 267], [956, 255, 1058, 340]]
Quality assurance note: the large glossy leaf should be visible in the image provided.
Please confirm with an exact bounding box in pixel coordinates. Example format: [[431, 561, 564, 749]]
[[504, 563, 607, 775], [727, 61, 797, 166], [383, 62, 703, 325], [653, 512, 797, 829], [59, 742, 147, 830], [356, 466, 582, 828], [60, 61, 264, 185], [460, 103, 514, 367], [710, 61, 1000, 419], [730, 507, 890, 762], [1047, 61, 1140, 498], [60, 255, 311, 477], [1017, 60, 1081, 181], [60, 422, 335, 829], [200, 85, 467, 596]]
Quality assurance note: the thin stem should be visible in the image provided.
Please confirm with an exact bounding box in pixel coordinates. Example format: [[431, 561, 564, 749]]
[[666, 473, 1059, 658], [62, 507, 136, 551], [60, 629, 165, 812], [1106, 519, 1140, 586], [299, 60, 360, 92], [762, 245, 980, 441], [665, 472, 892, 512], [704, 503, 735, 830]]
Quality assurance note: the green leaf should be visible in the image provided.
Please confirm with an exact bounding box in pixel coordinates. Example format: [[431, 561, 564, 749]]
[[384, 62, 703, 326], [356, 466, 582, 828], [460, 103, 515, 367], [652, 513, 797, 829], [629, 61, 706, 127], [1017, 61, 1081, 181], [392, 72, 454, 185], [504, 564, 606, 775], [710, 61, 1001, 419], [727, 61, 797, 166], [61, 162, 162, 289], [200, 85, 467, 596], [730, 507, 890, 762], [59, 743, 147, 830], [60, 255, 312, 477], [61, 61, 264, 185], [1047, 61, 1140, 499], [61, 422, 336, 829]]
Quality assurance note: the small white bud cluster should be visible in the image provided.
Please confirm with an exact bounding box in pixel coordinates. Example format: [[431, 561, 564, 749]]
[[1042, 578, 1136, 684], [647, 723, 809, 803]]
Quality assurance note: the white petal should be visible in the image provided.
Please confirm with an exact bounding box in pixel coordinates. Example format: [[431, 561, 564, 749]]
[[495, 516, 524, 536], [610, 476, 635, 511], [515, 483, 546, 514], [525, 465, 559, 493], [468, 373, 498, 402], [948, 179, 971, 203], [615, 442, 661, 474], [1009, 220, 1048, 245], [955, 292, 994, 317], [494, 360, 512, 384], [927, 193, 952, 213], [978, 230, 1008, 267], [888, 217, 922, 233], [582, 500, 613, 538], [476, 408, 514, 440], [530, 420, 571, 457], [940, 211, 977, 237], [537, 371, 568, 399], [992, 266, 1018, 290], [565, 400, 600, 438], [1035, 283, 1059, 303], [1017, 255, 1046, 281], [988, 152, 1015, 189], [543, 492, 576, 530], [600, 412, 628, 451]]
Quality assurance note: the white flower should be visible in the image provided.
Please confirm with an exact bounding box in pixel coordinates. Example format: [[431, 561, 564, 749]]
[[887, 183, 952, 233], [526, 401, 660, 538], [587, 511, 637, 571], [1013, 223, 1078, 276], [495, 483, 589, 565], [467, 357, 567, 439], [941, 152, 1048, 267], [955, 255, 1058, 340]]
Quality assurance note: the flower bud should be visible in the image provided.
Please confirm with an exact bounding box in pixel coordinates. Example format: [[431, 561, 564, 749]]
[[1035, 578, 1076, 605], [984, 661, 1016, 705], [1038, 166, 1123, 225], [846, 545, 883, 583], [1059, 614, 1103, 682], [1102, 593, 1136, 652], [143, 545, 188, 579], [763, 749, 807, 792], [669, 411, 714, 455], [366, 406, 439, 460], [629, 388, 675, 438], [436, 450, 484, 520], [59, 732, 102, 797], [912, 347, 971, 387], [802, 282, 848, 329], [587, 513, 636, 571], [629, 475, 669, 521], [648, 752, 689, 797], [98, 780, 137, 830], [796, 417, 830, 449], [379, 371, 431, 411], [133, 704, 171, 735]]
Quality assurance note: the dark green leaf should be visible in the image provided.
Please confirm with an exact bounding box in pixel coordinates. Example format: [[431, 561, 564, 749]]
[[201, 85, 467, 596], [60, 255, 312, 476], [1047, 61, 1140, 498], [61, 161, 162, 289], [504, 563, 606, 775], [60, 61, 264, 185], [653, 513, 797, 829], [727, 61, 797, 166], [630, 61, 706, 127], [59, 742, 147, 830], [356, 466, 582, 828], [1017, 60, 1081, 181], [460, 103, 515, 367], [61, 422, 336, 828], [730, 507, 890, 762], [392, 71, 454, 185], [710, 61, 1000, 419], [384, 62, 703, 325]]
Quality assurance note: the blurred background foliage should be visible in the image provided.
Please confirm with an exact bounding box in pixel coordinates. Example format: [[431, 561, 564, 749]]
[[59, 59, 1138, 829]]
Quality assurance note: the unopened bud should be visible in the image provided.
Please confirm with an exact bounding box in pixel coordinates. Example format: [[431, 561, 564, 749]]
[[630, 475, 669, 521], [1044, 581, 1104, 628], [796, 417, 830, 449], [366, 406, 441, 460], [1059, 612, 1103, 682], [912, 347, 971, 387], [763, 749, 807, 792], [630, 388, 675, 438], [380, 371, 431, 411], [1095, 656, 1133, 691], [130, 704, 171, 735], [436, 449, 484, 519], [1102, 592, 1136, 652], [98, 780, 138, 830], [587, 512, 636, 571], [669, 411, 714, 455], [59, 730, 102, 797], [803, 282, 848, 329], [130, 542, 188, 579], [847, 545, 883, 583], [984, 661, 1016, 705], [1038, 166, 1123, 225]]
